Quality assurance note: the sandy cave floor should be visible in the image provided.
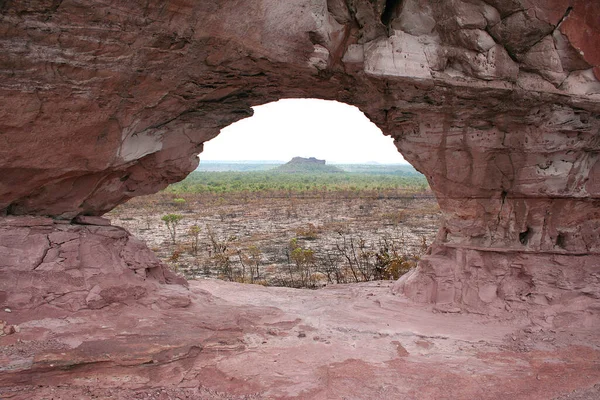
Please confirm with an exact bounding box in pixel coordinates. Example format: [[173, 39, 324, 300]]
[[1, 279, 599, 400]]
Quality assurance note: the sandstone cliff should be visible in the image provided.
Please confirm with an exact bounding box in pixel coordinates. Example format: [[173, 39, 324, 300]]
[[1, 1, 600, 397], [1, 0, 599, 313]]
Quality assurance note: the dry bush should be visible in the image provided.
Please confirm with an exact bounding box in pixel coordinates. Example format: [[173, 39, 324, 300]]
[[373, 238, 417, 280], [409, 200, 441, 216], [294, 223, 320, 240], [380, 211, 406, 225], [108, 185, 439, 288], [162, 214, 183, 244], [188, 225, 201, 256]]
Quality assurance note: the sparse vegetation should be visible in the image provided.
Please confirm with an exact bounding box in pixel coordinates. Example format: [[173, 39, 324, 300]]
[[109, 162, 440, 288], [188, 225, 201, 255], [164, 168, 428, 196], [295, 223, 320, 240], [161, 214, 183, 244]]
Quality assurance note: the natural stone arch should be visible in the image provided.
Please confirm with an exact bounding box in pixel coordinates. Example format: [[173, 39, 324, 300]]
[[1, 0, 600, 320]]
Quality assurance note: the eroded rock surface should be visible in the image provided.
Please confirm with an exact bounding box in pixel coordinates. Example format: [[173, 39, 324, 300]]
[[0, 216, 187, 314], [0, 215, 599, 398], [1, 0, 598, 217], [1, 251, 600, 399], [1, 0, 600, 387]]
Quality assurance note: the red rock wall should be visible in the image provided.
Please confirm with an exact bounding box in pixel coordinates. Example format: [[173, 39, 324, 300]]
[[1, 0, 600, 312], [0, 216, 188, 314]]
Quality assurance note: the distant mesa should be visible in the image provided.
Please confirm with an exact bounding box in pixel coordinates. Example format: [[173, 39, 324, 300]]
[[274, 157, 343, 173], [289, 156, 325, 165]]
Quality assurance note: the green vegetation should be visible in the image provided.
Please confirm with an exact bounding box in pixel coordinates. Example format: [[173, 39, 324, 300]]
[[188, 225, 201, 255], [195, 161, 424, 175], [196, 161, 281, 172], [161, 214, 183, 243], [334, 164, 423, 175], [165, 170, 429, 195], [111, 162, 439, 288]]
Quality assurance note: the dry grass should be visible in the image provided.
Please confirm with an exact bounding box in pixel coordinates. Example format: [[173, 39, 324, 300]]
[[107, 191, 441, 287]]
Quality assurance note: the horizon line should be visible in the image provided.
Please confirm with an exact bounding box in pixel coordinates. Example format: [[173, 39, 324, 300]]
[[199, 159, 411, 165]]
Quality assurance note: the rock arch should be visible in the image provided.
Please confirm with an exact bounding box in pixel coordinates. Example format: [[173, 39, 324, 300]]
[[1, 0, 600, 317]]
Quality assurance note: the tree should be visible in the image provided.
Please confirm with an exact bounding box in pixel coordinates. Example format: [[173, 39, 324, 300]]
[[206, 225, 237, 281], [288, 238, 317, 288], [161, 214, 183, 244], [247, 245, 262, 281], [188, 224, 201, 255], [140, 199, 156, 230], [172, 198, 187, 209]]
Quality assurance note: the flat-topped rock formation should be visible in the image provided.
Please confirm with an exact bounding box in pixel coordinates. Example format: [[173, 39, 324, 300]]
[[289, 157, 326, 165], [275, 157, 344, 173]]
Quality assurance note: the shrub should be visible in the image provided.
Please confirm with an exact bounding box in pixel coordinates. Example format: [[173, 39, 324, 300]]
[[374, 242, 412, 280], [206, 226, 238, 281], [286, 239, 317, 288], [161, 214, 183, 243], [172, 198, 187, 210], [188, 225, 201, 255], [294, 223, 320, 240]]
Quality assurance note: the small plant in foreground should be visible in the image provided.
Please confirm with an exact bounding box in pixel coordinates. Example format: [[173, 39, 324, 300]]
[[161, 214, 183, 244]]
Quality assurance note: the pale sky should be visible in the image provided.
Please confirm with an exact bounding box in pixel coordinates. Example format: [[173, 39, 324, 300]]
[[200, 99, 408, 164]]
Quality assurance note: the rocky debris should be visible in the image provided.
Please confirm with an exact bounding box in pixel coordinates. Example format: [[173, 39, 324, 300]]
[[0, 320, 18, 336], [1, 279, 599, 399]]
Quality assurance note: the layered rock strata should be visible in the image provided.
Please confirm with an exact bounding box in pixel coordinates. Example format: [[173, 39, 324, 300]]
[[0, 216, 188, 315], [1, 0, 599, 315], [3, 272, 600, 399]]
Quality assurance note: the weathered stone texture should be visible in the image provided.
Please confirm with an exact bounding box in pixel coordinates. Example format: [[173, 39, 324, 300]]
[[1, 1, 600, 396], [0, 217, 187, 313], [1, 0, 600, 313]]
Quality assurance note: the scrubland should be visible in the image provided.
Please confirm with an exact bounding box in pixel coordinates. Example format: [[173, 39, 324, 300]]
[[108, 168, 441, 287]]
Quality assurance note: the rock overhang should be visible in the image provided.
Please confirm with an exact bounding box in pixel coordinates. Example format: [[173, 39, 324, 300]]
[[0, 0, 599, 313]]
